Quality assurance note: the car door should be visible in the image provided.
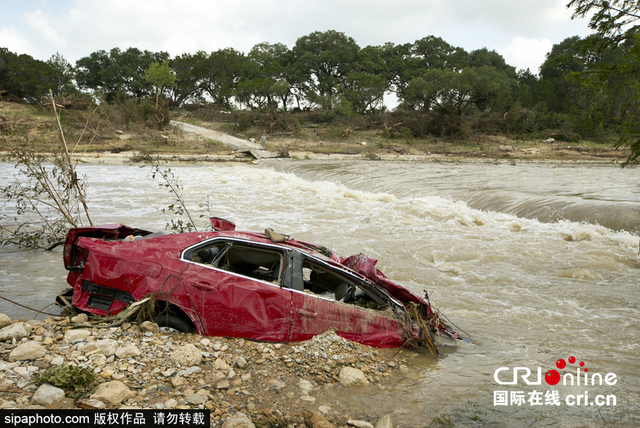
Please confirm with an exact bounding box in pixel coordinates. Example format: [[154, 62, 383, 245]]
[[288, 254, 407, 348], [180, 239, 292, 342]]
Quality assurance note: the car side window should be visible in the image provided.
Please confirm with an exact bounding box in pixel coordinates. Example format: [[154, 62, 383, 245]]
[[300, 258, 389, 310], [189, 241, 283, 284]]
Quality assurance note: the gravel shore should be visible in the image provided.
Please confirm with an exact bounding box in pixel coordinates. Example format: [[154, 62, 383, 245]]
[[0, 313, 408, 427]]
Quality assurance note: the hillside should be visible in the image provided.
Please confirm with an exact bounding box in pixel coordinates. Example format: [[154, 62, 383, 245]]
[[0, 101, 629, 163]]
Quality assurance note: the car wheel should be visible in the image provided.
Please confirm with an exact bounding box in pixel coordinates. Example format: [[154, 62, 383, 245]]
[[154, 312, 192, 333]]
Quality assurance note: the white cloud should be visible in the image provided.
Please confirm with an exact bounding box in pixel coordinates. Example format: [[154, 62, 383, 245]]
[[500, 37, 553, 74], [24, 9, 67, 48], [0, 26, 35, 56]]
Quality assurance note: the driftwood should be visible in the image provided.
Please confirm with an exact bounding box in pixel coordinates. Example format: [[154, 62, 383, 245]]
[[68, 297, 153, 329]]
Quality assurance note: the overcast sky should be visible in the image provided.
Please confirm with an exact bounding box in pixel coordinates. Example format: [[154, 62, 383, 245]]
[[2, 0, 593, 75]]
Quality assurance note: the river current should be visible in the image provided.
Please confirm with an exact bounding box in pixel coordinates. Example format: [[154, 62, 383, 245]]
[[0, 159, 638, 426]]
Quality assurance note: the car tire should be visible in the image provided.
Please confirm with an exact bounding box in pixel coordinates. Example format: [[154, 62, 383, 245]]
[[154, 312, 192, 333]]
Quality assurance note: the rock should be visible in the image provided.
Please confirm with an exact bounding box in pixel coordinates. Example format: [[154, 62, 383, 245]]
[[222, 412, 255, 428], [216, 380, 230, 389], [542, 138, 555, 144], [234, 356, 248, 369], [89, 354, 107, 367], [32, 360, 49, 370], [339, 367, 369, 386], [0, 322, 32, 341], [268, 379, 285, 389], [164, 398, 178, 409], [81, 339, 118, 356], [14, 367, 30, 377], [303, 410, 335, 428], [64, 329, 91, 342], [89, 381, 134, 406], [170, 344, 202, 366], [50, 356, 64, 367], [99, 370, 114, 379], [0, 313, 11, 329], [116, 343, 140, 359], [318, 405, 331, 414], [185, 394, 208, 405], [171, 376, 185, 388], [375, 414, 393, 428], [71, 313, 88, 323], [140, 321, 159, 334], [9, 342, 46, 362], [348, 420, 374, 428], [32, 384, 65, 406], [162, 368, 176, 377], [298, 379, 313, 392], [214, 358, 230, 371], [78, 398, 106, 409]]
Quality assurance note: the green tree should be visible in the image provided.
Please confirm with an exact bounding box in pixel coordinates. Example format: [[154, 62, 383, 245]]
[[292, 30, 360, 109], [144, 61, 176, 109], [386, 36, 469, 106], [568, 0, 640, 163], [537, 36, 590, 113], [47, 52, 75, 95], [236, 42, 291, 110], [403, 66, 511, 135], [343, 45, 390, 114], [169, 51, 208, 106], [0, 48, 56, 103], [568, 0, 640, 42], [75, 48, 167, 100], [201, 48, 245, 108]]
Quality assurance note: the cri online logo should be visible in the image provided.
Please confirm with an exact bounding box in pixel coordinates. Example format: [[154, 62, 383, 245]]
[[494, 356, 617, 386]]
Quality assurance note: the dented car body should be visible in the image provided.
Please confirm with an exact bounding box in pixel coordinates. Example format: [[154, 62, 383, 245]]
[[61, 219, 460, 349]]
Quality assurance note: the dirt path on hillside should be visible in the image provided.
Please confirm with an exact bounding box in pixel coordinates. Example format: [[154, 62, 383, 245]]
[[171, 121, 263, 151]]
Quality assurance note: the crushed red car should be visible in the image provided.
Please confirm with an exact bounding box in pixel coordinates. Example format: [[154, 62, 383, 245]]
[[59, 218, 465, 350]]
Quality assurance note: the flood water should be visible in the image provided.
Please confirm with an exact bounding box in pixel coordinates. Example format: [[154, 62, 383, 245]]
[[1, 159, 639, 426]]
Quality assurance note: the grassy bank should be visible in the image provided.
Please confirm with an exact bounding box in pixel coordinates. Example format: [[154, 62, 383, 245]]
[[1, 101, 630, 163]]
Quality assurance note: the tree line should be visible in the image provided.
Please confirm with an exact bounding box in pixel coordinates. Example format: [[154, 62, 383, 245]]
[[0, 1, 638, 161]]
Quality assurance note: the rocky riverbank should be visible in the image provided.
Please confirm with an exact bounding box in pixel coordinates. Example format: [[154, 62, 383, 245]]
[[0, 313, 406, 428]]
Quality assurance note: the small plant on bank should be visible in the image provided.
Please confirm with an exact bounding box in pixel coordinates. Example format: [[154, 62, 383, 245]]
[[35, 365, 97, 393]]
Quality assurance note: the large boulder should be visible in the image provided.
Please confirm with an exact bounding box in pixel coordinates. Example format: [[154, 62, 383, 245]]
[[0, 313, 11, 329], [338, 367, 369, 386], [9, 342, 46, 362], [81, 339, 118, 356], [90, 381, 134, 406], [170, 344, 202, 366], [32, 384, 65, 406], [115, 343, 141, 359], [0, 322, 32, 341], [222, 412, 255, 428], [64, 329, 91, 342]]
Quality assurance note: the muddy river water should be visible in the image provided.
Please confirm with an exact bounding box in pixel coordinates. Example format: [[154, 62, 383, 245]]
[[1, 159, 639, 426]]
